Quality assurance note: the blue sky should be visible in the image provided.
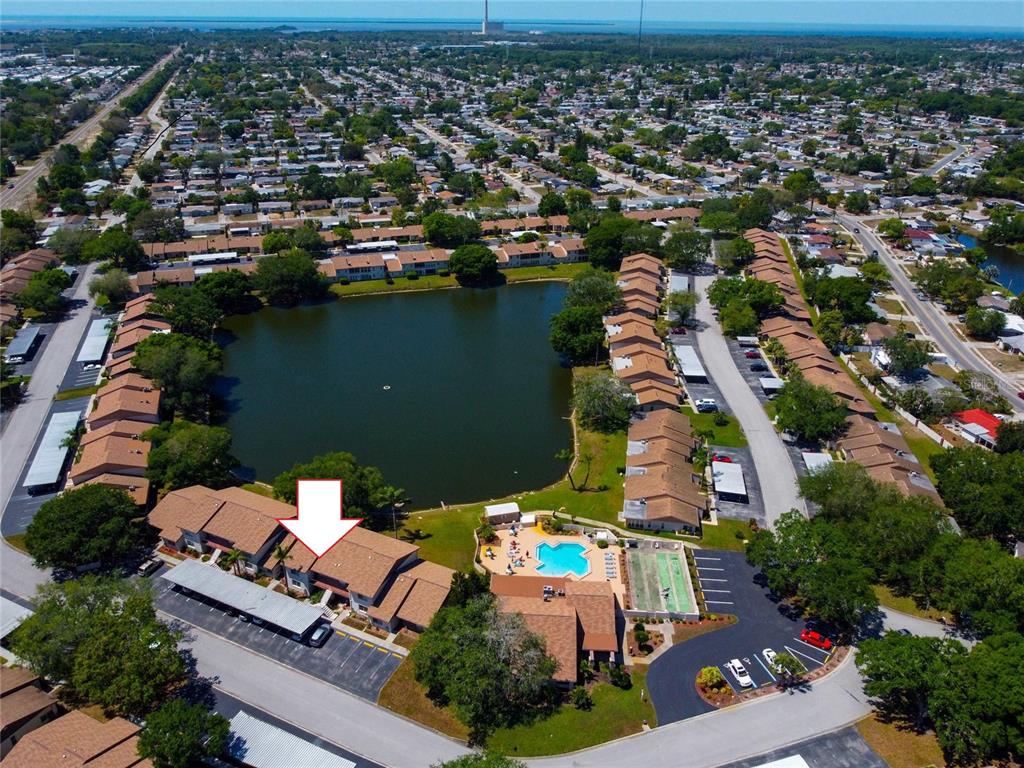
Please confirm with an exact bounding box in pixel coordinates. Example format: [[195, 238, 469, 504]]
[[2, 1, 1022, 30]]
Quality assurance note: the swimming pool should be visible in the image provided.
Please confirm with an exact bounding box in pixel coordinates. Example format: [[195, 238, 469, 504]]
[[535, 542, 590, 578]]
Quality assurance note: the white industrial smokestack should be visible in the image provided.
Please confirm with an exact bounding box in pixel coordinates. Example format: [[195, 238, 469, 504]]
[[483, 0, 490, 34]]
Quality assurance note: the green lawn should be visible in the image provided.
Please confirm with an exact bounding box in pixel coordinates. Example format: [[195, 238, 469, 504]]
[[874, 297, 906, 315], [682, 407, 747, 448], [873, 585, 949, 623], [241, 482, 275, 498], [680, 517, 751, 552], [329, 263, 585, 299], [55, 383, 100, 401], [404, 425, 627, 571], [485, 668, 657, 757]]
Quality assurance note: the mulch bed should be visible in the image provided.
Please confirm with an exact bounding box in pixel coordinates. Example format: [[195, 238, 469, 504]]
[[696, 680, 739, 709]]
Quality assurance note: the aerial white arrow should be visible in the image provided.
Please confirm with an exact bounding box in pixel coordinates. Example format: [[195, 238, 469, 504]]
[[278, 479, 362, 557]]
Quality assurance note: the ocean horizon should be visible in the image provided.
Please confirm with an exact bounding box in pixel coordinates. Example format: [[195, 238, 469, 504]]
[[1, 14, 1021, 39]]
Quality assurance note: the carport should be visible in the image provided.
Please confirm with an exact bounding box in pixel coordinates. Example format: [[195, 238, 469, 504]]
[[160, 559, 325, 637], [673, 344, 708, 382], [712, 460, 748, 503]]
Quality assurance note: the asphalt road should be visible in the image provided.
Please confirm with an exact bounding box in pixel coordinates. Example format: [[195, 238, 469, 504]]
[[181, 622, 469, 768], [716, 727, 887, 768], [646, 551, 832, 725], [923, 143, 967, 177], [0, 262, 99, 529], [838, 213, 1023, 412], [155, 575, 402, 701], [691, 272, 806, 525], [0, 50, 178, 211], [214, 690, 385, 768]]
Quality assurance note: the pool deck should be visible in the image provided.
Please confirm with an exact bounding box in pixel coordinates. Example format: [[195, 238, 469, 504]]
[[480, 525, 627, 603]]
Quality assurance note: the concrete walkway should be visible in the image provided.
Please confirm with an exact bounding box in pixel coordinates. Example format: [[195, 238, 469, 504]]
[[691, 274, 806, 526]]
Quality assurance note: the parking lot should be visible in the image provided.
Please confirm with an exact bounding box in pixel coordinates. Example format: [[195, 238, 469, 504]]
[[647, 551, 833, 724], [154, 573, 403, 701], [675, 340, 732, 417]]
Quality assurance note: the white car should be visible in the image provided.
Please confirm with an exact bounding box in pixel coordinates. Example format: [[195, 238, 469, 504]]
[[694, 398, 718, 413], [727, 658, 754, 688], [762, 648, 779, 671]]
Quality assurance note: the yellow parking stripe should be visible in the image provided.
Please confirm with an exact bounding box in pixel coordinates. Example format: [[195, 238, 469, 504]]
[[391, 653, 403, 659], [363, 641, 376, 649], [376, 646, 387, 653]]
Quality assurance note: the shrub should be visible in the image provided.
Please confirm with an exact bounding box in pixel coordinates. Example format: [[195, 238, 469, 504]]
[[596, 539, 609, 549], [698, 666, 726, 690], [478, 524, 496, 543], [713, 411, 729, 427], [570, 685, 593, 710]]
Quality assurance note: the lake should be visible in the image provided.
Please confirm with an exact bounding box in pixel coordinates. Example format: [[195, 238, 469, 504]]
[[957, 233, 1024, 294], [215, 281, 573, 509]]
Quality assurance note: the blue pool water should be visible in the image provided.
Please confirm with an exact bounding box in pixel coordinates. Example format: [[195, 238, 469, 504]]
[[535, 542, 589, 577]]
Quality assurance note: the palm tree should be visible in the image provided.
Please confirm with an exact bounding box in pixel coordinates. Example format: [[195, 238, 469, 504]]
[[224, 548, 245, 576], [271, 543, 290, 584], [555, 448, 577, 490], [377, 486, 409, 538]]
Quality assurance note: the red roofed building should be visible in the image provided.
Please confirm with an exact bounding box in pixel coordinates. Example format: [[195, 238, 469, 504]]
[[951, 409, 1000, 449]]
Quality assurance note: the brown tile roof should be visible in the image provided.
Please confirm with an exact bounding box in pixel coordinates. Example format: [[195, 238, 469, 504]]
[[87, 388, 161, 428], [81, 473, 151, 505], [80, 419, 154, 447], [1, 710, 151, 768], [565, 581, 618, 653], [70, 435, 150, 483], [307, 526, 419, 599], [94, 373, 157, 399], [368, 560, 454, 628], [148, 485, 225, 540]]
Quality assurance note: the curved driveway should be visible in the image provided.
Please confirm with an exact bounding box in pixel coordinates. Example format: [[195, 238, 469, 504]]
[[692, 274, 806, 525]]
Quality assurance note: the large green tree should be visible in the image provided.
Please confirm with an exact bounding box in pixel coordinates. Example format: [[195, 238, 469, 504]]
[[930, 446, 1024, 542], [11, 578, 185, 717], [572, 369, 635, 433], [153, 285, 222, 339], [133, 332, 222, 420], [82, 225, 147, 271], [253, 248, 326, 306], [423, 212, 482, 248], [16, 267, 72, 315], [412, 595, 555, 743], [145, 421, 239, 493], [273, 451, 400, 530], [137, 699, 230, 768], [564, 268, 622, 312], [857, 632, 967, 729], [549, 304, 606, 365], [25, 485, 148, 572], [774, 375, 848, 442], [449, 243, 498, 286]]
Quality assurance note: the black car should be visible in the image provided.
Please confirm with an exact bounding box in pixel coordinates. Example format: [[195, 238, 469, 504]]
[[750, 362, 768, 372]]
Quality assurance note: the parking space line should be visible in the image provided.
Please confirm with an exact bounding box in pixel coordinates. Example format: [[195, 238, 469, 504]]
[[363, 641, 376, 649], [693, 556, 721, 561], [698, 577, 728, 582], [704, 600, 734, 605], [375, 646, 387, 653], [793, 637, 833, 656], [697, 567, 725, 571], [753, 654, 777, 682], [391, 652, 403, 659], [784, 644, 822, 666], [701, 589, 731, 593]]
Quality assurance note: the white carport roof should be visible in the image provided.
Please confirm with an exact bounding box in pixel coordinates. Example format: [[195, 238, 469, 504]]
[[160, 559, 325, 635], [228, 711, 356, 768]]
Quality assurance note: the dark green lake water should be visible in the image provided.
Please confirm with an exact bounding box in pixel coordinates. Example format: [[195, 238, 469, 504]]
[[215, 281, 573, 509]]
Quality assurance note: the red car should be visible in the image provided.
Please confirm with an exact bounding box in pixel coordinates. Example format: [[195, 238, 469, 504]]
[[744, 350, 760, 359], [712, 454, 733, 463], [801, 629, 833, 650], [1018, 391, 1024, 401]]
